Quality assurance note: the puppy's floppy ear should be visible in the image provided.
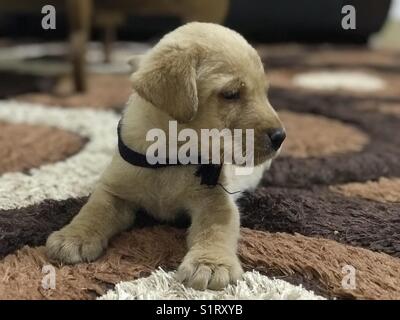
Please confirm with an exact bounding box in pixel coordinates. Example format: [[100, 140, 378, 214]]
[[130, 45, 198, 123]]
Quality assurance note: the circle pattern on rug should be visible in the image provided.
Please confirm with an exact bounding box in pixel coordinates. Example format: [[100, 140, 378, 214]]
[[330, 178, 400, 203], [17, 74, 132, 110], [0, 122, 85, 174], [0, 44, 399, 300], [0, 101, 119, 210], [279, 111, 369, 158]]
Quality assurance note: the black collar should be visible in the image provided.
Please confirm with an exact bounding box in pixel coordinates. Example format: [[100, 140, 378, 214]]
[[117, 120, 222, 187]]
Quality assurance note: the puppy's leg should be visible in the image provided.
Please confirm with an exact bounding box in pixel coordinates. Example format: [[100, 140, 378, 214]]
[[176, 191, 243, 290], [46, 185, 135, 264]]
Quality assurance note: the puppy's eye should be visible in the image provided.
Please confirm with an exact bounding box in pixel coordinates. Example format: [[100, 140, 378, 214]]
[[221, 90, 240, 100]]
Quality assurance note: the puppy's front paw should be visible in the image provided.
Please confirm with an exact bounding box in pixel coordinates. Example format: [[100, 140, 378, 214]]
[[46, 226, 107, 264], [176, 251, 243, 290]]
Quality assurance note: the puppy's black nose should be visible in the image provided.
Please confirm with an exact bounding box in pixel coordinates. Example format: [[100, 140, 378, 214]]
[[268, 128, 286, 151]]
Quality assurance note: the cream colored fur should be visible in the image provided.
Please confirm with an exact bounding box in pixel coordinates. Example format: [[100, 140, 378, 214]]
[[46, 22, 284, 290]]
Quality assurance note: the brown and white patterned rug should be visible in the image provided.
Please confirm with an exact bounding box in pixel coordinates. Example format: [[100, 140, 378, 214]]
[[0, 43, 399, 300]]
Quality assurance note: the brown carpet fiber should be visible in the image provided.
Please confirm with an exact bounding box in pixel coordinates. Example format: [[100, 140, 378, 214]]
[[279, 111, 369, 158], [0, 122, 85, 174], [16, 74, 131, 110], [1, 227, 399, 300]]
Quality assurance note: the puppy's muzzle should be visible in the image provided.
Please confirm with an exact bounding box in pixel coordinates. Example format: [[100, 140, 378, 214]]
[[267, 128, 286, 151]]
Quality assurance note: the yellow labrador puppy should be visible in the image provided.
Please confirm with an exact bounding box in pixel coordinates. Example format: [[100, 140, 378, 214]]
[[46, 22, 285, 290]]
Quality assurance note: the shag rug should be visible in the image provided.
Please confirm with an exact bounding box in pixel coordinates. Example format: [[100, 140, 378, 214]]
[[0, 43, 399, 300]]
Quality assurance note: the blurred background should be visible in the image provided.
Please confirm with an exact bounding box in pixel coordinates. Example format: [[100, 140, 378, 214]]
[[0, 0, 398, 97]]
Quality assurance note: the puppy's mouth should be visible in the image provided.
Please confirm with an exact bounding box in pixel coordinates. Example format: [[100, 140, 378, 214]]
[[253, 148, 279, 165], [227, 145, 279, 167], [252, 128, 286, 165], [252, 133, 284, 165]]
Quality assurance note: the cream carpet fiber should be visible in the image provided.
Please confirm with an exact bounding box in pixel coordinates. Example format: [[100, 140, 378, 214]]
[[99, 268, 324, 300]]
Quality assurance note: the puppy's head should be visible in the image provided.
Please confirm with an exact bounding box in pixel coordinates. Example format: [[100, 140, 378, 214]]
[[130, 22, 285, 165]]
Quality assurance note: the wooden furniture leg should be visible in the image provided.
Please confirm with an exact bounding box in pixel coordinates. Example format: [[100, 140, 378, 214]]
[[103, 23, 115, 63], [96, 11, 125, 63], [67, 0, 92, 92]]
